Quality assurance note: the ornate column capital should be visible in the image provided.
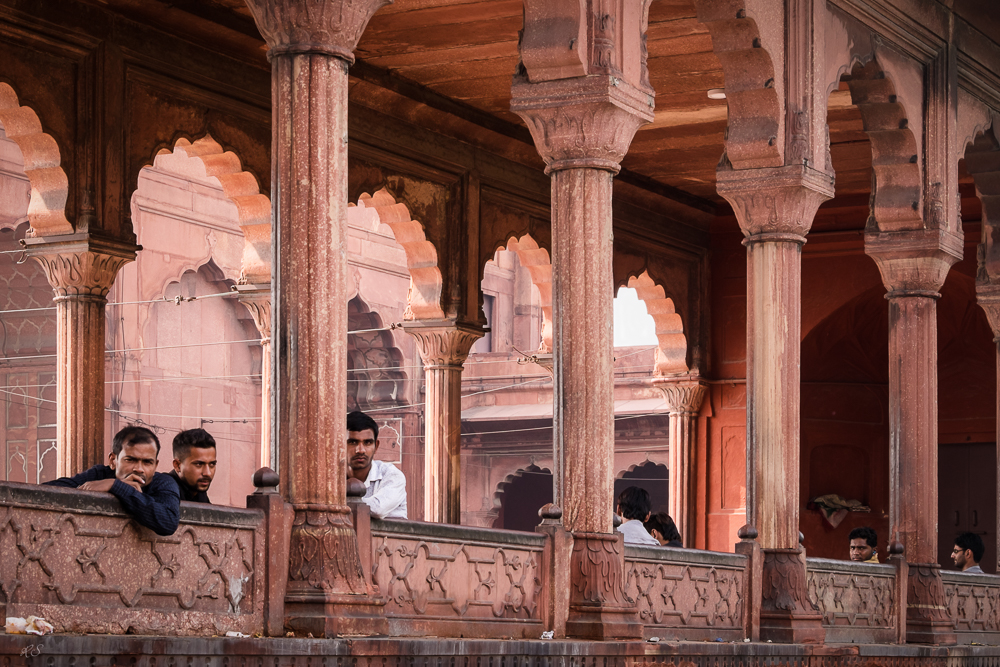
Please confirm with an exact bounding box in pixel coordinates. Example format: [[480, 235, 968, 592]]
[[245, 0, 392, 62], [976, 288, 1000, 339], [235, 283, 273, 341], [716, 165, 835, 242], [511, 77, 654, 174], [864, 228, 963, 297], [652, 377, 707, 416], [24, 233, 137, 299], [403, 319, 484, 369]]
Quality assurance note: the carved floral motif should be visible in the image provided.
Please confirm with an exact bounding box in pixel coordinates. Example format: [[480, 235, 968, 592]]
[[942, 575, 1000, 632], [761, 549, 817, 614], [806, 566, 895, 628], [623, 556, 744, 630], [656, 380, 707, 416], [570, 533, 631, 607], [32, 250, 131, 299], [371, 532, 541, 620], [244, 0, 393, 61], [288, 510, 366, 594], [406, 323, 483, 368]]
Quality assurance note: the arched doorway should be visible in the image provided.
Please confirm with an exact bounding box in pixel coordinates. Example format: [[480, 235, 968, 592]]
[[494, 464, 553, 532], [615, 461, 669, 516]]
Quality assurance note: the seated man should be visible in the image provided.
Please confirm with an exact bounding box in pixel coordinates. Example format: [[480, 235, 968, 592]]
[[346, 410, 407, 519], [615, 486, 659, 546], [644, 512, 683, 547], [848, 526, 879, 563], [169, 428, 217, 503], [952, 532, 986, 573], [45, 425, 180, 536]]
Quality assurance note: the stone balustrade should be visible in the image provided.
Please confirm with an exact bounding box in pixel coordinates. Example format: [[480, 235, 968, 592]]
[[624, 545, 748, 641], [805, 557, 898, 644], [0, 481, 265, 636], [941, 570, 1000, 645]]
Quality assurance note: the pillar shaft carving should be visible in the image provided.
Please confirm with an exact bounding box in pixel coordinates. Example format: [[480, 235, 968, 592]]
[[716, 166, 833, 552], [653, 378, 706, 548], [25, 235, 136, 478], [976, 291, 1000, 574], [404, 320, 483, 524], [236, 284, 273, 471], [245, 0, 389, 637]]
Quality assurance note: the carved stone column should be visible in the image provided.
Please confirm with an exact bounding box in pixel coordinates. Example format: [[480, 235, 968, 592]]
[[867, 230, 960, 645], [511, 0, 654, 640], [244, 0, 390, 637], [716, 165, 833, 643], [404, 319, 482, 524], [236, 284, 272, 471], [24, 234, 136, 478], [652, 377, 706, 547]]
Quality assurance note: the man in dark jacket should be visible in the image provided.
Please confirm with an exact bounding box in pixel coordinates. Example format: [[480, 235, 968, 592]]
[[169, 428, 216, 503], [45, 425, 180, 536]]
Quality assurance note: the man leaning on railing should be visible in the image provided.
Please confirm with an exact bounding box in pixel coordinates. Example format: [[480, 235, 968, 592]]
[[44, 425, 181, 536]]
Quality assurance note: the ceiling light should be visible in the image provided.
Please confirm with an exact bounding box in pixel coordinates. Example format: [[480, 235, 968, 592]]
[[707, 88, 727, 100]]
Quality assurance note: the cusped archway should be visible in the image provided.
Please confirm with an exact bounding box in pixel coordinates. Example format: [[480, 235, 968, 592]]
[[347, 295, 407, 412]]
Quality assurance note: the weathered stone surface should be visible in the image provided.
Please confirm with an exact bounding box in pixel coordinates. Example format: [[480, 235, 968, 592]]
[[941, 570, 1000, 645], [0, 481, 263, 636], [805, 557, 896, 644], [653, 378, 707, 547]]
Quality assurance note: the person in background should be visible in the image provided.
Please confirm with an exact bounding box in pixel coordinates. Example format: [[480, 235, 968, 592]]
[[848, 526, 879, 563], [644, 512, 683, 547], [170, 428, 217, 503], [952, 532, 986, 573], [346, 410, 407, 519], [45, 425, 180, 536], [615, 486, 659, 546]]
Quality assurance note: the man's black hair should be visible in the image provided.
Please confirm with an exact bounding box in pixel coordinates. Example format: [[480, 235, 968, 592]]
[[617, 486, 652, 521], [955, 532, 986, 563], [848, 526, 878, 549], [112, 425, 160, 457], [347, 410, 379, 440], [644, 512, 681, 543], [173, 428, 217, 461]]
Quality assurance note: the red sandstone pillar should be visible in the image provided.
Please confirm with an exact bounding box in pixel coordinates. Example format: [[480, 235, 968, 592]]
[[244, 0, 389, 637], [404, 320, 482, 524], [978, 293, 1000, 575], [716, 165, 833, 643], [236, 284, 272, 470], [866, 231, 960, 645], [24, 235, 135, 477], [511, 1, 654, 640], [652, 377, 706, 547]]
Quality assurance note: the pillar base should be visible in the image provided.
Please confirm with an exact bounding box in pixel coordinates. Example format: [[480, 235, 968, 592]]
[[759, 548, 826, 644], [905, 563, 957, 645], [284, 592, 387, 638], [564, 532, 642, 640]]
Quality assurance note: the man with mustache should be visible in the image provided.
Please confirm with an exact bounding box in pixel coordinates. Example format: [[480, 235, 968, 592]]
[[346, 410, 407, 519], [169, 428, 217, 503], [45, 425, 180, 536]]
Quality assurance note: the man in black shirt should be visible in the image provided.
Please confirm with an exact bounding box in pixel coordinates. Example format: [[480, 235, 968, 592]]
[[169, 428, 217, 503], [46, 425, 180, 536]]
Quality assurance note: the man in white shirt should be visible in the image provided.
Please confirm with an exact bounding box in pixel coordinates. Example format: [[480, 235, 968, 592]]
[[346, 411, 407, 519], [615, 486, 659, 546]]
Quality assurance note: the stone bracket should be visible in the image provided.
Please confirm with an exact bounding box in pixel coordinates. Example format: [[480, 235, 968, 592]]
[[864, 227, 963, 295]]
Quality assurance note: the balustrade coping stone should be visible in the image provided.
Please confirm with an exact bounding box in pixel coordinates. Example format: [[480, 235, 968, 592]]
[[0, 480, 263, 528], [940, 569, 1000, 583], [625, 543, 748, 567], [371, 517, 547, 547], [805, 557, 896, 574]]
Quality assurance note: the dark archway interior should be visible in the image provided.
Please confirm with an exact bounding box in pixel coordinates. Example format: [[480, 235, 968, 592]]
[[497, 465, 553, 532], [615, 461, 669, 517]]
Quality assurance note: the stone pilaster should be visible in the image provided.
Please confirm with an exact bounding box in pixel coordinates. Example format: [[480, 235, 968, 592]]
[[716, 165, 832, 644], [511, 0, 654, 640], [652, 377, 706, 547], [244, 0, 390, 638], [404, 319, 482, 524], [235, 284, 273, 471], [24, 234, 136, 478], [978, 292, 1000, 581], [866, 228, 960, 646]]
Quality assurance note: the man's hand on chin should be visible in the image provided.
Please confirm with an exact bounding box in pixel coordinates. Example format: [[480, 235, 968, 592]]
[[119, 472, 145, 492], [79, 478, 116, 493]]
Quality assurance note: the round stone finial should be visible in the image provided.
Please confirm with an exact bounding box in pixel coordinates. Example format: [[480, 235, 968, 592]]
[[613, 513, 623, 529], [737, 524, 758, 540], [346, 478, 367, 498], [538, 503, 563, 520], [799, 531, 805, 545], [889, 541, 905, 556], [252, 467, 279, 489]]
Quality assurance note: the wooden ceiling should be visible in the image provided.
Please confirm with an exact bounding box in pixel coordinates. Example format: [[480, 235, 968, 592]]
[[81, 0, 983, 229]]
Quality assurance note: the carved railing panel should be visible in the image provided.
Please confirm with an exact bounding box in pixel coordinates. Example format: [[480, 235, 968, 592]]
[[0, 481, 263, 635], [371, 519, 545, 638], [805, 557, 896, 644], [624, 545, 747, 640], [941, 570, 1000, 644]]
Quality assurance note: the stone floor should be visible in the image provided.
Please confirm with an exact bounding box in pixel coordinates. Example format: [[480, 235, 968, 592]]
[[2, 635, 999, 667]]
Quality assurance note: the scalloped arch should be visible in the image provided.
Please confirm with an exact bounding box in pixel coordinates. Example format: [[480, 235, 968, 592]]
[[493, 234, 552, 353], [0, 83, 71, 236], [351, 188, 444, 320], [965, 122, 1000, 286], [626, 271, 688, 376], [842, 59, 923, 232], [692, 0, 782, 169], [491, 463, 552, 528]]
